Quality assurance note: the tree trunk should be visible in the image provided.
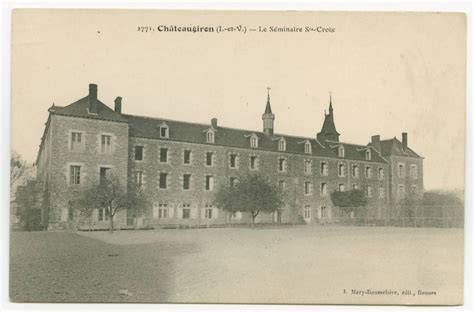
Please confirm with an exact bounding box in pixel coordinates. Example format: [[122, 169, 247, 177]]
[[109, 214, 114, 233], [252, 215, 256, 228]]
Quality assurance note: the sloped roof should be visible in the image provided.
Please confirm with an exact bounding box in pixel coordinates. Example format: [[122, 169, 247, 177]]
[[379, 138, 422, 158], [51, 96, 128, 123], [319, 113, 340, 136], [325, 141, 387, 163], [123, 114, 337, 157]]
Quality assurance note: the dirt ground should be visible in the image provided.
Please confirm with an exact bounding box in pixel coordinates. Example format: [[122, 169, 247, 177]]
[[10, 226, 464, 304]]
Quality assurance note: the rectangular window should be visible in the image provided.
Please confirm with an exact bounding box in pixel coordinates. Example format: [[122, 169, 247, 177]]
[[338, 164, 345, 177], [204, 205, 213, 219], [378, 168, 384, 179], [182, 204, 191, 219], [135, 146, 144, 161], [206, 131, 215, 143], [250, 155, 257, 170], [320, 183, 328, 196], [366, 166, 372, 179], [159, 173, 168, 189], [398, 184, 405, 198], [278, 180, 286, 190], [160, 148, 168, 163], [320, 162, 328, 176], [278, 158, 287, 173], [101, 135, 112, 154], [411, 185, 418, 194], [205, 175, 214, 191], [304, 205, 311, 219], [352, 184, 358, 190], [70, 165, 81, 185], [158, 203, 169, 219], [410, 165, 418, 179], [379, 186, 385, 198], [352, 165, 359, 178], [183, 150, 191, 164], [98, 208, 108, 221], [338, 183, 345, 191], [160, 126, 169, 138], [100, 167, 111, 184], [367, 186, 372, 197], [398, 163, 406, 178], [304, 182, 312, 195], [70, 132, 83, 151], [183, 174, 191, 190], [230, 177, 237, 187], [230, 154, 238, 168], [135, 171, 143, 187], [304, 160, 312, 174], [206, 152, 213, 166], [68, 206, 74, 221], [321, 206, 328, 218]]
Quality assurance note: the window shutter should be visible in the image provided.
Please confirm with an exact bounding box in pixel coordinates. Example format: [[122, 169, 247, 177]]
[[191, 205, 197, 219], [309, 183, 313, 195], [169, 204, 175, 219], [201, 208, 206, 219], [213, 207, 219, 219], [153, 205, 159, 219]]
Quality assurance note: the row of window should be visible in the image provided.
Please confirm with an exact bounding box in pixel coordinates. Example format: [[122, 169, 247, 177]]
[[303, 205, 330, 219], [398, 163, 419, 179], [70, 131, 113, 154], [151, 203, 241, 220], [134, 146, 395, 178]]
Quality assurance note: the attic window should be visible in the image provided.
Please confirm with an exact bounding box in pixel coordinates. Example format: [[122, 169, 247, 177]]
[[250, 135, 258, 148], [365, 149, 371, 160], [160, 123, 169, 138], [206, 130, 215, 144], [278, 139, 286, 151], [338, 145, 345, 157], [304, 142, 311, 154]]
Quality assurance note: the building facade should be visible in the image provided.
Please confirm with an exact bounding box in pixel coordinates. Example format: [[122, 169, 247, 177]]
[[35, 84, 424, 230]]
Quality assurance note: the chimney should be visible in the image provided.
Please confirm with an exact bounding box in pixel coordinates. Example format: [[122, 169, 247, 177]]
[[211, 118, 218, 128], [114, 96, 122, 113], [371, 135, 381, 151], [402, 132, 408, 150], [88, 83, 98, 114]]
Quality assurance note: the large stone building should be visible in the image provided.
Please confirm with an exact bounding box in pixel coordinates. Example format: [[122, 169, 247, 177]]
[[35, 84, 423, 230]]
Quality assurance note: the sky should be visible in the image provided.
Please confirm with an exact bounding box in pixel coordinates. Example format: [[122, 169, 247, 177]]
[[11, 10, 466, 191]]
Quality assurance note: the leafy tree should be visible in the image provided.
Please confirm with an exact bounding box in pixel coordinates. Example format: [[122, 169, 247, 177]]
[[15, 180, 43, 231], [74, 175, 127, 233], [330, 189, 368, 216], [10, 151, 30, 188], [214, 174, 283, 227], [126, 183, 151, 229]]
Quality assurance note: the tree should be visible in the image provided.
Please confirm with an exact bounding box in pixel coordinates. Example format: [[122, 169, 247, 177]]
[[16, 180, 43, 231], [74, 175, 127, 233], [125, 183, 151, 229], [331, 189, 368, 222], [10, 151, 29, 188], [214, 174, 283, 227]]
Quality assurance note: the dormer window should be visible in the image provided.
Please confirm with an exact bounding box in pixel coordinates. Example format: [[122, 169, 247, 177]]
[[159, 123, 169, 138], [206, 130, 215, 144], [338, 145, 345, 157], [304, 142, 311, 154], [278, 138, 286, 151], [250, 135, 258, 148], [365, 149, 371, 160]]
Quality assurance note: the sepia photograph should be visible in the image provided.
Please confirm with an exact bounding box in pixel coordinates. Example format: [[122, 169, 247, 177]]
[[8, 8, 467, 306]]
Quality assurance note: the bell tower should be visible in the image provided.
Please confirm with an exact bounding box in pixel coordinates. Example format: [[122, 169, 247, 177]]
[[262, 87, 275, 136]]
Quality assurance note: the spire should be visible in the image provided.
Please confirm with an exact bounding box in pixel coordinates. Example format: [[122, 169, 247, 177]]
[[262, 86, 275, 136], [329, 91, 333, 114], [264, 87, 272, 114]]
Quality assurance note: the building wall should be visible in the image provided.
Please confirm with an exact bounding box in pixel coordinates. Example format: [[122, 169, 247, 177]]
[[45, 114, 129, 230], [387, 155, 424, 218], [128, 136, 390, 227]]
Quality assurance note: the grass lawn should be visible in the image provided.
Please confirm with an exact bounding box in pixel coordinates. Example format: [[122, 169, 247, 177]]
[[10, 226, 463, 304]]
